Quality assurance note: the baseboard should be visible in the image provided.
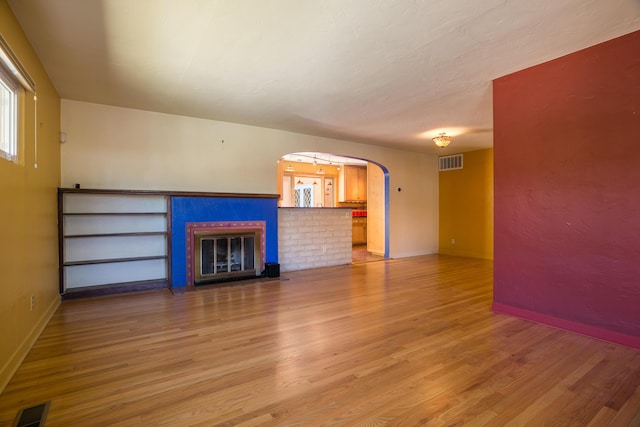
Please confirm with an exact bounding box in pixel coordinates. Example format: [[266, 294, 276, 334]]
[[0, 296, 60, 394], [439, 248, 493, 260], [391, 249, 437, 258], [492, 302, 640, 350]]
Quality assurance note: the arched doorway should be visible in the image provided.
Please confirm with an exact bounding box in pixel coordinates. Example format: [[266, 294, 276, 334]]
[[277, 152, 389, 260]]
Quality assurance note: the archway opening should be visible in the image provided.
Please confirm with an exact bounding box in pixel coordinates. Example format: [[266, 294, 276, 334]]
[[277, 152, 389, 259]]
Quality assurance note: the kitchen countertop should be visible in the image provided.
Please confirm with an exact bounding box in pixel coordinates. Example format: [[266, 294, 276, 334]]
[[278, 207, 353, 210], [278, 207, 367, 216]]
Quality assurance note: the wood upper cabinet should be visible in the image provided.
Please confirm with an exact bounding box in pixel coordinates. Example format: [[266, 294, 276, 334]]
[[339, 165, 367, 202]]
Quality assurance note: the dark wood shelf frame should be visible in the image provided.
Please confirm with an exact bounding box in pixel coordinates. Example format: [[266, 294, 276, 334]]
[[58, 187, 280, 199], [58, 188, 174, 294]]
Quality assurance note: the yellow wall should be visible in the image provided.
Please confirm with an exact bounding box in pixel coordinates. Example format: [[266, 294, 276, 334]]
[[439, 148, 493, 259], [0, 1, 61, 391]]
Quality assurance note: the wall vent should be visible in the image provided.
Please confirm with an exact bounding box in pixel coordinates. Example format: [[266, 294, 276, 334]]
[[439, 154, 463, 171]]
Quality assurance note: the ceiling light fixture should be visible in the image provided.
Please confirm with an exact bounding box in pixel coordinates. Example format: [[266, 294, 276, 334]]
[[432, 132, 452, 148], [316, 168, 325, 175]]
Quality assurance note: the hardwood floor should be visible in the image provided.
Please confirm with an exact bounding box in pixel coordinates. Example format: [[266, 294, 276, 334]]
[[352, 244, 385, 264], [1, 255, 639, 426]]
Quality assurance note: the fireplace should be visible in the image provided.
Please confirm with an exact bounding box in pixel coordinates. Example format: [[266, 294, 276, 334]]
[[171, 195, 278, 289], [187, 221, 265, 285]]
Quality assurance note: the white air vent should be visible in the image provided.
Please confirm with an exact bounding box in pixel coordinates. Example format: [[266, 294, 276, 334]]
[[439, 154, 463, 171]]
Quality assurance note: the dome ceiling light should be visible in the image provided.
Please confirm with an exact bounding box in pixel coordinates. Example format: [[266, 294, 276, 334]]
[[432, 133, 452, 148]]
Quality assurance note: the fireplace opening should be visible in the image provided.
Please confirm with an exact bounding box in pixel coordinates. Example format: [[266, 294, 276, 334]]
[[193, 229, 263, 285]]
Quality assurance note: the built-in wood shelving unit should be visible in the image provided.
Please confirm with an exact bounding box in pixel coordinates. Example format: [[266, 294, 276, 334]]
[[58, 189, 171, 298]]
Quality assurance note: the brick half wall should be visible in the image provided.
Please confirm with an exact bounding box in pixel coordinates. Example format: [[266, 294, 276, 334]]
[[278, 208, 352, 272]]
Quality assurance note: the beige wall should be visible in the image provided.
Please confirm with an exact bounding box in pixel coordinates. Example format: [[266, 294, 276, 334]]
[[0, 1, 61, 391], [61, 100, 439, 258]]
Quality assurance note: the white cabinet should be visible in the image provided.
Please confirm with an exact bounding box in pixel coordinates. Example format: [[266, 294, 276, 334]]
[[59, 190, 169, 295]]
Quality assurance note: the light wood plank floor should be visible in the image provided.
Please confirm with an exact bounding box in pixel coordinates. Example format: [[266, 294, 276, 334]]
[[1, 255, 639, 426]]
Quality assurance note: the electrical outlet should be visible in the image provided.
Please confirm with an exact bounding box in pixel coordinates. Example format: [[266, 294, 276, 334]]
[[30, 295, 35, 311]]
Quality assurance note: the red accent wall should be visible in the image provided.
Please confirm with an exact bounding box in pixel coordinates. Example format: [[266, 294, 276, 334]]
[[493, 30, 640, 348]]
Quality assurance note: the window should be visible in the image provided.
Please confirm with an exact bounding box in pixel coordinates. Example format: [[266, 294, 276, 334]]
[[0, 35, 36, 164], [0, 63, 18, 162]]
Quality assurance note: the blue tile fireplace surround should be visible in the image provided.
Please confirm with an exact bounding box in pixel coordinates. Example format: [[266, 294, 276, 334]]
[[171, 195, 279, 289]]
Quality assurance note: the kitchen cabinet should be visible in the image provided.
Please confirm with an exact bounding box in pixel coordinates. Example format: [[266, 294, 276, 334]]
[[339, 165, 367, 202], [352, 216, 367, 245]]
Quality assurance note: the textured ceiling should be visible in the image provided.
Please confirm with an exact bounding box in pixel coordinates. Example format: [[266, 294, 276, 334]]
[[8, 0, 640, 154]]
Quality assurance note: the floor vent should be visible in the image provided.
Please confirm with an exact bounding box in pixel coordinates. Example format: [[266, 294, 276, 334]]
[[439, 154, 463, 171], [13, 401, 50, 427]]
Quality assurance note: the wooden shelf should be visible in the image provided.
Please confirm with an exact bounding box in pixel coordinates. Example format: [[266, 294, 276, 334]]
[[64, 231, 167, 238], [61, 279, 170, 300], [58, 187, 279, 199], [64, 255, 168, 267], [62, 212, 167, 216]]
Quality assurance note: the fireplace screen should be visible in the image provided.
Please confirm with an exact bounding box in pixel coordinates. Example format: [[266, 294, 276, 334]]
[[201, 235, 255, 275], [194, 230, 261, 284]]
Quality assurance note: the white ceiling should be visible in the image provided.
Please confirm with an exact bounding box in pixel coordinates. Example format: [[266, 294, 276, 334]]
[[8, 1, 640, 154], [282, 152, 367, 166]]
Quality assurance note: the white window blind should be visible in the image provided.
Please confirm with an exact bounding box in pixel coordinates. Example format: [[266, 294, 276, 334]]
[[0, 64, 18, 161], [0, 35, 35, 92], [0, 34, 36, 164]]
